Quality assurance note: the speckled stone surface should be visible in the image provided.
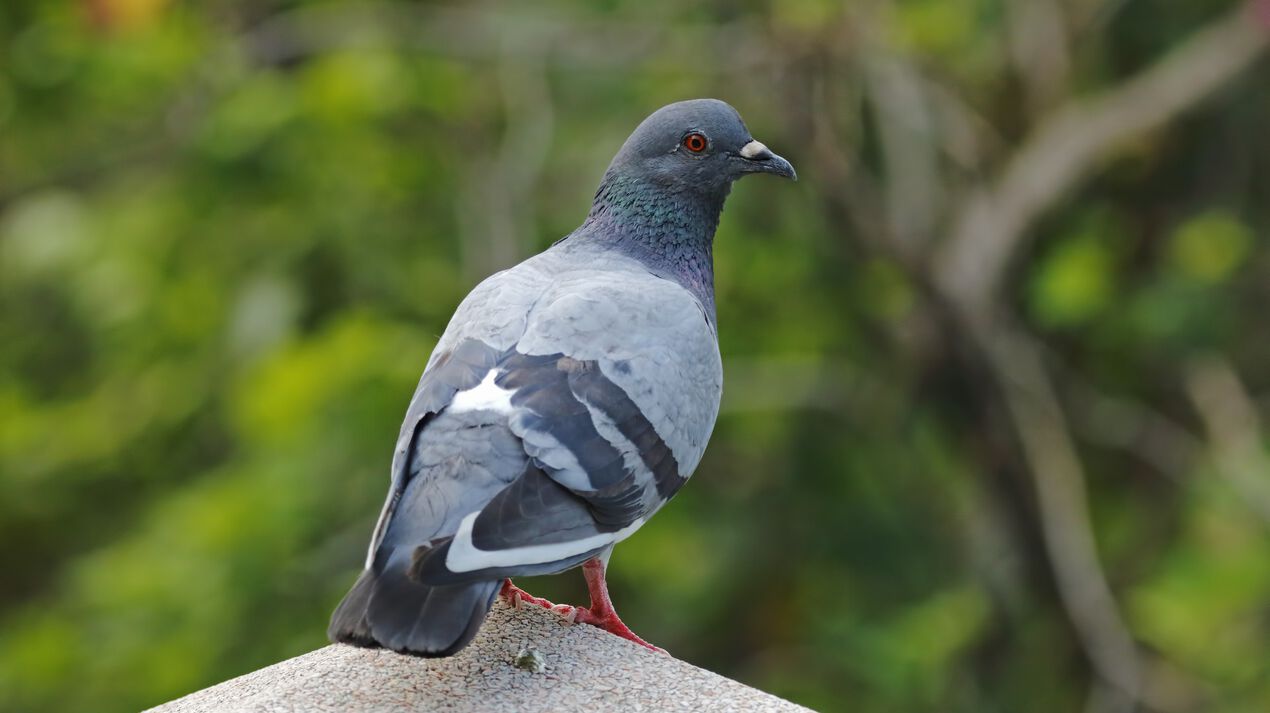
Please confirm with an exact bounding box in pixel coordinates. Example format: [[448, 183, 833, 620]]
[[147, 599, 813, 712]]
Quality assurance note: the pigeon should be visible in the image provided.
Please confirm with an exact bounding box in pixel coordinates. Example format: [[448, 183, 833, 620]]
[[328, 98, 796, 656]]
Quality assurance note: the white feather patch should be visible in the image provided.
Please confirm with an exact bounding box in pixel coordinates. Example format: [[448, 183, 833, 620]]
[[444, 512, 646, 573], [448, 370, 514, 414]]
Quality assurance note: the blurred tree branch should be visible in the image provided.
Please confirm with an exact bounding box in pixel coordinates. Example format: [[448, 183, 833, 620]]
[[980, 327, 1142, 712], [1006, 0, 1072, 115], [791, 11, 1270, 701], [889, 3, 1270, 710], [1060, 365, 1201, 482], [864, 54, 943, 263], [1184, 357, 1270, 526], [934, 1, 1270, 316]]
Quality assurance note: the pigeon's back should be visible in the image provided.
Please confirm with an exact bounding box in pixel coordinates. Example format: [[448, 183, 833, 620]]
[[328, 243, 721, 655]]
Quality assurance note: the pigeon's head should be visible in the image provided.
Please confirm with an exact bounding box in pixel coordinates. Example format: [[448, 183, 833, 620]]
[[608, 99, 796, 194]]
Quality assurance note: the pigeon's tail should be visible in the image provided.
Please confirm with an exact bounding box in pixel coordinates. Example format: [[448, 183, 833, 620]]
[[328, 551, 500, 657]]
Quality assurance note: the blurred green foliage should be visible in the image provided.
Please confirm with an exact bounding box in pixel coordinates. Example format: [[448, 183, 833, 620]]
[[2, 1, 1269, 712]]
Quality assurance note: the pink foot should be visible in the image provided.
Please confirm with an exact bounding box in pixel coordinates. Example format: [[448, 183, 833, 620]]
[[572, 558, 665, 653], [500, 562, 665, 653], [572, 604, 663, 652]]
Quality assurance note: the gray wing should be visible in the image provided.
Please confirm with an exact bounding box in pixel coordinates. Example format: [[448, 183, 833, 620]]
[[360, 338, 501, 570], [366, 253, 723, 585], [360, 252, 551, 570]]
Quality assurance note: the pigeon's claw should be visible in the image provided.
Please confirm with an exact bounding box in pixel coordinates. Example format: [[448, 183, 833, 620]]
[[552, 603, 579, 622], [500, 579, 572, 616], [500, 580, 580, 621]]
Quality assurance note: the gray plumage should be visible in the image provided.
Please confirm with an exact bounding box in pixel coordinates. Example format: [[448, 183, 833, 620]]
[[329, 98, 796, 656]]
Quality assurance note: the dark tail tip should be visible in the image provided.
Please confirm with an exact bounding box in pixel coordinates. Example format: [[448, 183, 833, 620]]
[[327, 557, 500, 657], [328, 569, 378, 647]]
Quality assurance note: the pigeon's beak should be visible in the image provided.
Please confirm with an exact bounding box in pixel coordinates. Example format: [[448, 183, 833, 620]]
[[736, 139, 797, 181]]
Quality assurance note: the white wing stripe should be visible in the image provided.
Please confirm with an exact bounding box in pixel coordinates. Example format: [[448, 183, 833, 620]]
[[444, 512, 645, 573]]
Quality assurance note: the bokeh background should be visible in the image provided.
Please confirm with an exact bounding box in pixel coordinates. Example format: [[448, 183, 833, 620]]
[[3, 1, 1269, 711]]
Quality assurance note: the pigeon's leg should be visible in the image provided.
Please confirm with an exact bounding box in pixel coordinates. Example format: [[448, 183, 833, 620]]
[[500, 579, 577, 618], [572, 558, 664, 653]]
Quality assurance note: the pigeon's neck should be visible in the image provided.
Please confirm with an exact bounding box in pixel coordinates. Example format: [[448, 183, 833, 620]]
[[576, 171, 728, 320]]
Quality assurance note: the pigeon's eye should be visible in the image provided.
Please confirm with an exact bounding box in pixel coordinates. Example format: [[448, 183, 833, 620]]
[[682, 133, 708, 153]]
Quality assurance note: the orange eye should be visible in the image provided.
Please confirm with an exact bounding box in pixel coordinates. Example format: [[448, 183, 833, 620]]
[[682, 133, 707, 153]]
